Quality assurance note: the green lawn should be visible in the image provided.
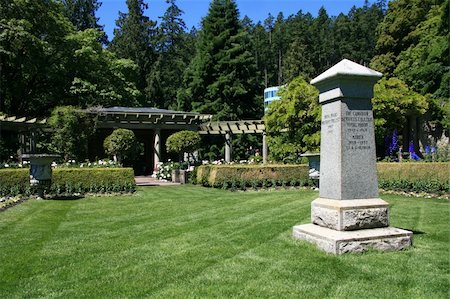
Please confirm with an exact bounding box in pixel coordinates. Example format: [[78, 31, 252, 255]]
[[0, 186, 448, 298]]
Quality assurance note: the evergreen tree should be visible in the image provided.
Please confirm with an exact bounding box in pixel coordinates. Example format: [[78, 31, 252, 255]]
[[178, 0, 262, 120], [371, 0, 433, 76], [273, 12, 287, 86], [371, 0, 449, 135], [62, 0, 107, 43], [109, 0, 157, 99], [283, 11, 314, 81], [146, 0, 188, 109], [251, 22, 269, 87], [309, 7, 333, 76]]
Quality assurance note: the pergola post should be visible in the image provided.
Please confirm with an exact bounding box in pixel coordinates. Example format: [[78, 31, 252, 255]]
[[225, 132, 232, 163], [262, 131, 268, 164], [153, 129, 161, 173]]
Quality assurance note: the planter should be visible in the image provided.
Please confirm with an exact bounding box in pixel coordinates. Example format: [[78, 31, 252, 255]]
[[21, 154, 60, 198], [171, 169, 180, 183], [301, 153, 320, 187]]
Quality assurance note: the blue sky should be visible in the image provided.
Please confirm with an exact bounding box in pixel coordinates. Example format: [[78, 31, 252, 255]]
[[98, 0, 370, 39]]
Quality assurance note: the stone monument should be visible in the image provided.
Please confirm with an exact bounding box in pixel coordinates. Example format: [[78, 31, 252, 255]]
[[292, 59, 413, 254]]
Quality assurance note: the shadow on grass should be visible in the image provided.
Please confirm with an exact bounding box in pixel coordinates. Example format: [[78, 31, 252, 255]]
[[409, 229, 425, 235], [48, 195, 85, 201]]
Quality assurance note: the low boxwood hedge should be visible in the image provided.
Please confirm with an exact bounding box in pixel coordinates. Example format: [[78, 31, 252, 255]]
[[377, 162, 449, 194], [196, 163, 449, 194], [196, 164, 311, 189], [0, 168, 136, 196]]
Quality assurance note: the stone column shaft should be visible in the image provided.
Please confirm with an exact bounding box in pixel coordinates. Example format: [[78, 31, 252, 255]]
[[153, 129, 161, 172], [225, 132, 232, 163], [262, 132, 268, 164]]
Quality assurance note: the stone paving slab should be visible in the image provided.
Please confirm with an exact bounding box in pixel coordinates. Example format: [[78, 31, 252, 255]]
[[135, 176, 180, 186]]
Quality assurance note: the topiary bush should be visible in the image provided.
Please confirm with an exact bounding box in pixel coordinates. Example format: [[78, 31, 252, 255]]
[[166, 130, 201, 161], [104, 129, 140, 164]]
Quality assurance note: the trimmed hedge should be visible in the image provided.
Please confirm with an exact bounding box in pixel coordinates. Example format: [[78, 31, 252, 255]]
[[377, 162, 449, 194], [196, 163, 450, 194], [196, 164, 311, 189], [0, 168, 136, 196]]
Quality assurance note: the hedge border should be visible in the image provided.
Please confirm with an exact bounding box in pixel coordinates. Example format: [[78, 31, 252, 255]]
[[196, 163, 450, 194], [0, 168, 136, 196]]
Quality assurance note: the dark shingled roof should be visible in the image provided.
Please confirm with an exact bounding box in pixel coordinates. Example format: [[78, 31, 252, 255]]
[[92, 106, 200, 115]]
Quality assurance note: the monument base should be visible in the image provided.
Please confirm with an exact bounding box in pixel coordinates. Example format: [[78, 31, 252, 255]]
[[293, 223, 412, 255], [311, 198, 389, 231]]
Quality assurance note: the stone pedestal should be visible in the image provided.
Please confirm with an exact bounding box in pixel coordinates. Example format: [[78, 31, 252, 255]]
[[293, 224, 412, 255], [292, 59, 413, 254]]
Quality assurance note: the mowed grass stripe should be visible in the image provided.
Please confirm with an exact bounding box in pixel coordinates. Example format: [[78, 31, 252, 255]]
[[36, 188, 313, 297], [0, 187, 448, 298]]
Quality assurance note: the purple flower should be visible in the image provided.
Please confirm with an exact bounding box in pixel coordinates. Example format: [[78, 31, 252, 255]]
[[408, 141, 414, 153]]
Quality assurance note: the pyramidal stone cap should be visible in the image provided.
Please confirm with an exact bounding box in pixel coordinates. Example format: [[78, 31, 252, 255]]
[[310, 59, 383, 103]]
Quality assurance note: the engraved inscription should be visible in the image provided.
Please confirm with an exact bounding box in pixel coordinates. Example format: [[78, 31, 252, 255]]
[[322, 113, 339, 134], [343, 111, 372, 151]]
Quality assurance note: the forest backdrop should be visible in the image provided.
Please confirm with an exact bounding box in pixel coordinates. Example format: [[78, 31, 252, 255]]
[[0, 0, 448, 161]]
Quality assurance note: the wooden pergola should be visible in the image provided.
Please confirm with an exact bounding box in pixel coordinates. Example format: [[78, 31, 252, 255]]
[[198, 120, 267, 163], [0, 115, 47, 154], [0, 107, 270, 169], [89, 107, 212, 130]]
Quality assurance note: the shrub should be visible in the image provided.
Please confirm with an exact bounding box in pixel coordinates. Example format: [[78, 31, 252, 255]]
[[377, 162, 449, 194], [166, 130, 201, 161], [196, 163, 449, 194], [104, 129, 140, 164], [0, 168, 135, 196], [48, 106, 96, 161], [196, 164, 310, 188]]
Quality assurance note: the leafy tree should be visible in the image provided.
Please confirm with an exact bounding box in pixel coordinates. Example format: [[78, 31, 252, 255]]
[[264, 76, 320, 163], [0, 0, 75, 116], [166, 130, 201, 161], [178, 0, 262, 120], [372, 0, 448, 138], [48, 106, 97, 161], [372, 77, 428, 153], [62, 0, 107, 44], [66, 29, 141, 107], [109, 0, 157, 96], [103, 129, 140, 164]]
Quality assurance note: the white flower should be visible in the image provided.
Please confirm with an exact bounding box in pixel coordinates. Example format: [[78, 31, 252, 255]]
[[4, 164, 9, 168]]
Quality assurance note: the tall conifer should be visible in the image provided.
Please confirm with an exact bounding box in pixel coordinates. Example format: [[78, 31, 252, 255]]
[[178, 0, 262, 120], [109, 0, 156, 97]]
